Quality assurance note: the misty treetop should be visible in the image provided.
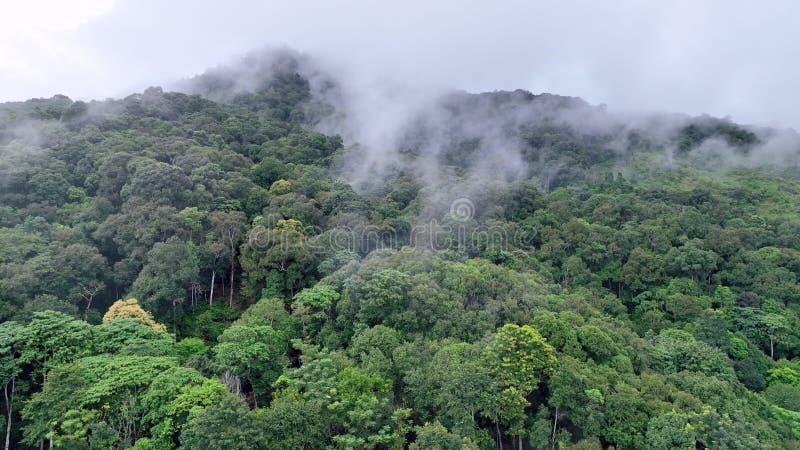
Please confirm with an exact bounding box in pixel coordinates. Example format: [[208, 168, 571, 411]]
[[2, 49, 800, 449]]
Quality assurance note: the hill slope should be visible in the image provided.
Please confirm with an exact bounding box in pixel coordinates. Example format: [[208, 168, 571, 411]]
[[1, 51, 800, 449]]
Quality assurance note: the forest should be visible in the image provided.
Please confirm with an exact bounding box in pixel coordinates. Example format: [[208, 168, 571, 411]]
[[2, 51, 800, 449]]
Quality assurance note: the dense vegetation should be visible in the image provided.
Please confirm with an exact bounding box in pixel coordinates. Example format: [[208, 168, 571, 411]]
[[3, 53, 800, 449]]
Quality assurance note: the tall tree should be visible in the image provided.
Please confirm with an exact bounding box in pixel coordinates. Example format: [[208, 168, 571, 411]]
[[210, 211, 246, 306], [484, 324, 556, 450], [212, 325, 288, 407], [131, 237, 199, 321], [0, 322, 21, 450]]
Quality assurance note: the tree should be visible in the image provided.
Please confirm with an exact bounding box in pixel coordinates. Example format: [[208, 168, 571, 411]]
[[51, 243, 108, 312], [103, 298, 167, 333], [131, 237, 199, 321], [484, 324, 556, 395], [328, 367, 408, 449], [0, 322, 21, 450], [179, 394, 257, 450], [734, 307, 795, 360], [645, 412, 695, 450], [212, 325, 288, 407], [139, 366, 209, 448], [484, 324, 556, 449], [252, 391, 327, 450], [623, 248, 664, 292], [177, 206, 205, 242], [410, 421, 479, 450], [210, 211, 246, 306], [530, 312, 583, 357], [153, 377, 229, 447], [665, 240, 718, 284], [277, 343, 408, 449], [121, 160, 192, 207], [648, 329, 734, 379], [93, 203, 185, 288], [16, 311, 92, 384], [600, 384, 651, 449], [764, 382, 800, 411], [12, 294, 79, 323], [240, 219, 317, 298], [93, 319, 172, 356], [21, 356, 176, 448], [292, 284, 339, 336], [235, 297, 299, 343], [763, 313, 792, 360], [356, 269, 411, 327], [348, 325, 402, 380], [402, 342, 495, 437], [546, 357, 609, 448], [694, 309, 731, 352]]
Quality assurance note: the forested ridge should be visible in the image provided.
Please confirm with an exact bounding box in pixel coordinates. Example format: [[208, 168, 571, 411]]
[[3, 52, 800, 449]]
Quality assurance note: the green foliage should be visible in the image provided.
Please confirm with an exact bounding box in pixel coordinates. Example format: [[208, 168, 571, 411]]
[[174, 337, 207, 363], [765, 383, 800, 411], [22, 355, 177, 447], [645, 412, 695, 450], [132, 237, 200, 320], [253, 391, 327, 450], [157, 377, 229, 446], [292, 284, 339, 336], [213, 324, 288, 404], [648, 328, 735, 379], [410, 421, 479, 450], [5, 58, 800, 449], [179, 394, 256, 450], [103, 298, 167, 332], [484, 324, 556, 394], [17, 311, 93, 381], [94, 318, 172, 356]]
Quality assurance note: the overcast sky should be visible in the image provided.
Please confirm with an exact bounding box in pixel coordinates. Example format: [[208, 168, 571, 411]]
[[1, 0, 798, 129]]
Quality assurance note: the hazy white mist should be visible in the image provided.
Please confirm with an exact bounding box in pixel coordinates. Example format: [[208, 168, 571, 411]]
[[1, 0, 799, 130]]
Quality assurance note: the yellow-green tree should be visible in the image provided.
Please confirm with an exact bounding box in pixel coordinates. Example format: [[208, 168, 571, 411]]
[[102, 299, 167, 333], [484, 324, 556, 450], [485, 324, 556, 394]]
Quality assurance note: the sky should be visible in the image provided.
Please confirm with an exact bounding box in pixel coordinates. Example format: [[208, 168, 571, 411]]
[[1, 0, 798, 129]]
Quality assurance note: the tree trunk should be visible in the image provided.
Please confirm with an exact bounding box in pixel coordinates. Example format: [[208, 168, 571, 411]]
[[228, 232, 236, 307], [770, 337, 775, 360], [229, 260, 235, 306], [209, 271, 216, 305], [496, 422, 503, 450], [220, 371, 242, 397], [4, 376, 14, 450], [551, 406, 558, 450]]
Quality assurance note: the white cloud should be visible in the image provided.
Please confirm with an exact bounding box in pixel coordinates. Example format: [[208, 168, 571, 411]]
[[0, 0, 798, 129], [0, 0, 114, 99]]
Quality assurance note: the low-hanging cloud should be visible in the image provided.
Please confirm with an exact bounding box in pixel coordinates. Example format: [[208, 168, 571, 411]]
[[176, 46, 800, 197], [4, 1, 800, 211], [1, 0, 800, 131]]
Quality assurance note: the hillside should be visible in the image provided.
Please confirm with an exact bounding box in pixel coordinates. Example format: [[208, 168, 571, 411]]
[[2, 52, 800, 449]]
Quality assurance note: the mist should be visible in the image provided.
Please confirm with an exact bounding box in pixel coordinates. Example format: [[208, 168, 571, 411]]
[[2, 0, 800, 131], [4, 1, 800, 211]]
